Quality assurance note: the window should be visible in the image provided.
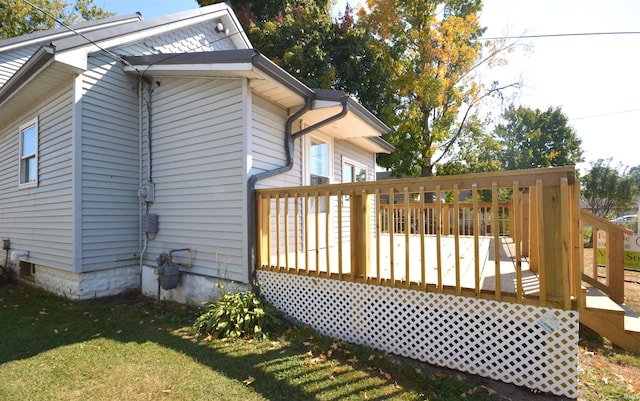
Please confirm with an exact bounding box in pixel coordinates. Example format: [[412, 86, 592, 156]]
[[19, 119, 38, 187], [310, 139, 330, 183], [343, 160, 367, 183]]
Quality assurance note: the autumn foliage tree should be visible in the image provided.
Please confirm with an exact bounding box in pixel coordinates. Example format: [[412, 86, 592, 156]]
[[362, 0, 518, 177], [0, 0, 113, 39]]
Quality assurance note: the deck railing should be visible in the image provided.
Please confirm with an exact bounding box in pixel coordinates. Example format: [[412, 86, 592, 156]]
[[256, 167, 582, 310], [379, 202, 512, 236], [580, 210, 632, 304]]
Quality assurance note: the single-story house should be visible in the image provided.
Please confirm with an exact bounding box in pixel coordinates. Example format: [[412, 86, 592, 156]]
[[0, 3, 392, 304]]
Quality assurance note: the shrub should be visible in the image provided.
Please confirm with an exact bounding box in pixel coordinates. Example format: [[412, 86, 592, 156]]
[[193, 288, 282, 340]]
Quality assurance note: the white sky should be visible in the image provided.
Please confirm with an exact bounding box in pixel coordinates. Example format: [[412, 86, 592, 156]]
[[103, 0, 640, 173]]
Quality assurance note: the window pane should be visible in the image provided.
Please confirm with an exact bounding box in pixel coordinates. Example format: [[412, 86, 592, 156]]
[[343, 164, 354, 183], [27, 157, 36, 182], [22, 125, 36, 156], [310, 141, 329, 177]]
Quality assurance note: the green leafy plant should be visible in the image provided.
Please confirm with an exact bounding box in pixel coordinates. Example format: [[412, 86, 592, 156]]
[[193, 288, 282, 340]]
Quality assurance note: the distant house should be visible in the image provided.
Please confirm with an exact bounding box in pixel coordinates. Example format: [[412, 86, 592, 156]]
[[0, 4, 392, 303]]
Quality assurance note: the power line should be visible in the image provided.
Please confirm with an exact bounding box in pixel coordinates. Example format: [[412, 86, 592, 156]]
[[20, 0, 139, 72], [571, 108, 640, 121], [481, 31, 640, 40]]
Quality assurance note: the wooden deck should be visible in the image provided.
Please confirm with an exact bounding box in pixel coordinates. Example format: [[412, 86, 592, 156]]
[[267, 235, 538, 297]]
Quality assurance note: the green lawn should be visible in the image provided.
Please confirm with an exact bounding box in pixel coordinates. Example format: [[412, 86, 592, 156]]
[[0, 283, 498, 401]]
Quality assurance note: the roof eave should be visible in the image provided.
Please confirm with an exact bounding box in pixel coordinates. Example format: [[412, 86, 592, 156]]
[[0, 45, 55, 106]]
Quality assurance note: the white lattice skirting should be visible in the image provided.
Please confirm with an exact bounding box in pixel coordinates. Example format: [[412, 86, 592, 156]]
[[257, 271, 578, 398]]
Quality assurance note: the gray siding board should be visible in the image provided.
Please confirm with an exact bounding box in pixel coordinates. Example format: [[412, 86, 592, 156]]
[[251, 94, 301, 188], [0, 82, 74, 270], [79, 55, 140, 272], [144, 77, 247, 281]]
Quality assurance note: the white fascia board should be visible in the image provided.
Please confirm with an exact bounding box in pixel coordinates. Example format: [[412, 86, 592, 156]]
[[123, 62, 254, 74], [54, 47, 88, 71]]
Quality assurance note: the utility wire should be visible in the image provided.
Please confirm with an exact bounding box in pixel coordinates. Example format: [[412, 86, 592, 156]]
[[570, 108, 640, 121], [20, 0, 245, 77], [20, 0, 140, 72], [481, 31, 640, 40]]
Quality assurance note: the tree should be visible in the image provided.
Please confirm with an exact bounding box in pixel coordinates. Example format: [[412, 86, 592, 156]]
[[198, 0, 394, 119], [492, 105, 584, 170], [361, 0, 519, 177], [581, 159, 638, 218], [0, 0, 113, 40]]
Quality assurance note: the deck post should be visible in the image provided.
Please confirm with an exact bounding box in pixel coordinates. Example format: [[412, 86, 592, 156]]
[[539, 183, 569, 303], [528, 187, 538, 273], [521, 191, 530, 258], [257, 195, 270, 268], [351, 190, 371, 279], [608, 229, 626, 304]]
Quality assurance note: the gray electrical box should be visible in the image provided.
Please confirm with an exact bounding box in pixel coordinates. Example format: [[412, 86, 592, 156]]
[[142, 213, 159, 233]]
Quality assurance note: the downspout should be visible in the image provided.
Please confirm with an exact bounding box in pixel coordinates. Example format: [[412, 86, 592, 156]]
[[246, 95, 350, 287]]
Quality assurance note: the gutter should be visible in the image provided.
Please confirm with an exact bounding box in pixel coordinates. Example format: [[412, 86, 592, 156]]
[[246, 95, 350, 287], [0, 45, 55, 107]]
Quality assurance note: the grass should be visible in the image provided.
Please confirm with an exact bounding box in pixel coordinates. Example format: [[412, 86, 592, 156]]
[[0, 282, 499, 401]]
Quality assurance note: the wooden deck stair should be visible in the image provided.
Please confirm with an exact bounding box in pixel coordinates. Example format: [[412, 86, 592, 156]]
[[579, 286, 640, 353]]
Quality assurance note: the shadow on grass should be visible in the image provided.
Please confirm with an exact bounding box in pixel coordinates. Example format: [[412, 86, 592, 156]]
[[0, 282, 495, 401]]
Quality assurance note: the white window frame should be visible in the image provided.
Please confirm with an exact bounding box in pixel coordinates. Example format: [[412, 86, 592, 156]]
[[18, 118, 38, 188], [303, 133, 333, 185], [342, 157, 368, 183]]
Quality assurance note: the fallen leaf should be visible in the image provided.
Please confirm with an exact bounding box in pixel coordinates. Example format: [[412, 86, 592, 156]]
[[116, 330, 123, 334], [204, 334, 213, 342], [333, 367, 342, 373], [327, 350, 333, 358], [364, 391, 369, 399], [347, 356, 358, 364], [243, 376, 255, 386], [368, 355, 375, 361], [304, 351, 313, 358], [91, 333, 101, 338], [303, 341, 313, 346], [39, 310, 47, 315], [162, 389, 172, 394], [480, 385, 497, 395], [53, 329, 59, 334], [379, 369, 392, 380]]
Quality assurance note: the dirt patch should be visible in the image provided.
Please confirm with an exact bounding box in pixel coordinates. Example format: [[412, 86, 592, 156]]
[[578, 249, 640, 399]]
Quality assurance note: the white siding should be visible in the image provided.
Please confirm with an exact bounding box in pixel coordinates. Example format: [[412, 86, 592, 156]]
[[0, 82, 74, 270], [115, 21, 235, 56], [251, 95, 302, 188], [80, 55, 140, 272], [145, 77, 247, 283], [334, 139, 376, 182]]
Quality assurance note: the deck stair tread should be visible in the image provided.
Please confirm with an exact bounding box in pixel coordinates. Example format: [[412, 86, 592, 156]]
[[584, 286, 625, 315], [624, 315, 640, 333]]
